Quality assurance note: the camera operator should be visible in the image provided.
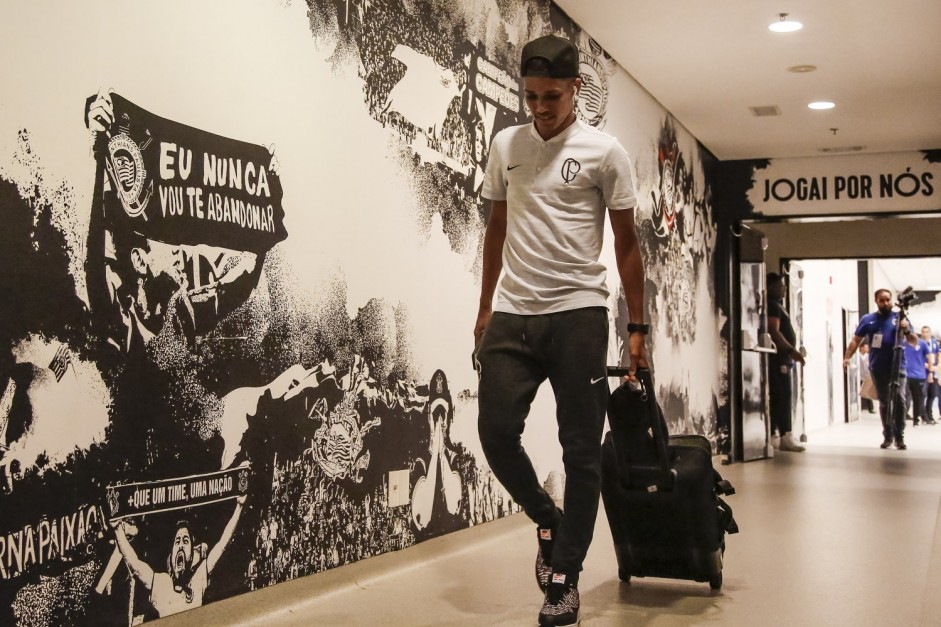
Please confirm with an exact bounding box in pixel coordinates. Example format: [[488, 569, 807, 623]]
[[843, 288, 917, 450]]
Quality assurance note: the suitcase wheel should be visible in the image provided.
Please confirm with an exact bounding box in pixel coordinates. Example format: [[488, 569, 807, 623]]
[[709, 572, 722, 591]]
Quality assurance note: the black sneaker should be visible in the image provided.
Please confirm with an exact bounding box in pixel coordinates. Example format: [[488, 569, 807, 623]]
[[538, 573, 580, 626], [896, 439, 907, 450], [880, 438, 893, 449], [535, 526, 555, 592]]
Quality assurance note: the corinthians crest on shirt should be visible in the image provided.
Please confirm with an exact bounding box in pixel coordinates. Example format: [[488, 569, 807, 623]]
[[106, 127, 154, 218]]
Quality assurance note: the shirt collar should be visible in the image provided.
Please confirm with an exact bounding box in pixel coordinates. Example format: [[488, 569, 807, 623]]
[[529, 118, 583, 144]]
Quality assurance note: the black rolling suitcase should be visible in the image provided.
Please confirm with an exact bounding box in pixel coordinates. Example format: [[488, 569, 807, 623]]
[[601, 367, 738, 590]]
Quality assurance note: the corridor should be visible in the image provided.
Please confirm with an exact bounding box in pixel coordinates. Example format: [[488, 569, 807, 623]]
[[161, 415, 941, 626]]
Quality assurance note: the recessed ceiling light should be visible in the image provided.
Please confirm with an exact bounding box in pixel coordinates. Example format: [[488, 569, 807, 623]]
[[769, 13, 803, 33], [808, 101, 835, 110], [787, 65, 817, 73]]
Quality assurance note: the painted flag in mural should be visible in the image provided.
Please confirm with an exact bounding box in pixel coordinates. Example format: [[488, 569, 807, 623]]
[[106, 465, 250, 522], [48, 344, 72, 382], [92, 93, 287, 254], [387, 45, 460, 132]]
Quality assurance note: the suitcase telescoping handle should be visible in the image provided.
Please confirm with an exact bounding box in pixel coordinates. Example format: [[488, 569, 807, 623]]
[[606, 366, 671, 475]]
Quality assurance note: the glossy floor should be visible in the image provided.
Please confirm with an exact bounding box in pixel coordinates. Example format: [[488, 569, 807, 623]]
[[160, 414, 941, 626]]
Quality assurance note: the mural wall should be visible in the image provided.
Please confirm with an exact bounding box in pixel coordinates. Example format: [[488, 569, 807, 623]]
[[0, 1, 722, 624]]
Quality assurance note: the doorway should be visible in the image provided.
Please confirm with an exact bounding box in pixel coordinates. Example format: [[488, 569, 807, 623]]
[[775, 257, 941, 449]]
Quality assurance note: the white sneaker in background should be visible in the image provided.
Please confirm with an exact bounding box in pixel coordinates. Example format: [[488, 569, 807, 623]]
[[779, 434, 806, 452]]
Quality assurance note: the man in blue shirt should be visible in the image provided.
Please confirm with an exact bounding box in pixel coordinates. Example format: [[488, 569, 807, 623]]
[[902, 323, 932, 426], [921, 326, 940, 423], [843, 289, 913, 449]]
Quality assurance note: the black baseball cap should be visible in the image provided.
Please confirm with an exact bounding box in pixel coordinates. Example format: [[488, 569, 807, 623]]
[[520, 35, 580, 78]]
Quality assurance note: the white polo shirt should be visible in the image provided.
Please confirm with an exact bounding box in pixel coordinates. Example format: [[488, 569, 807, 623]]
[[482, 119, 637, 315]]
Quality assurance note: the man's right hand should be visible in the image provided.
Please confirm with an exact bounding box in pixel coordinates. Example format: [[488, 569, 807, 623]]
[[842, 357, 852, 370], [473, 306, 492, 347], [790, 348, 806, 366]]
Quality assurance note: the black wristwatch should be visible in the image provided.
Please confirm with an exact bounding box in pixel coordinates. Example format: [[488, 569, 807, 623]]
[[627, 323, 650, 335]]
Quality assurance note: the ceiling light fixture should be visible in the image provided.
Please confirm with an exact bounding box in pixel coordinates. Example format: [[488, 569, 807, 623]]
[[787, 64, 817, 73], [769, 13, 803, 33], [808, 101, 835, 110]]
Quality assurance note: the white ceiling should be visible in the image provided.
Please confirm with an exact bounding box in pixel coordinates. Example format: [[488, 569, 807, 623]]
[[554, 0, 941, 161]]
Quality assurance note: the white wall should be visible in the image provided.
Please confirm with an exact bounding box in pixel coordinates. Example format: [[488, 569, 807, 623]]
[[793, 259, 859, 435]]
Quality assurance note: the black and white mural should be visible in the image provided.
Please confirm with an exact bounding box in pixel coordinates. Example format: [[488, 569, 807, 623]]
[[633, 119, 723, 441], [0, 1, 722, 624]]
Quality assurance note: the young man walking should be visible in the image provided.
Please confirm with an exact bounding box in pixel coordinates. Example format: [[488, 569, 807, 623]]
[[474, 34, 648, 626]]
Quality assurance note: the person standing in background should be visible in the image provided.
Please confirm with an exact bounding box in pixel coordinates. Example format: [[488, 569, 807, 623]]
[[903, 322, 933, 426], [766, 273, 805, 452], [921, 326, 939, 423], [859, 342, 876, 414]]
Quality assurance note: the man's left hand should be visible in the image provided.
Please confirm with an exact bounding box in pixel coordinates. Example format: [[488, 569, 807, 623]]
[[624, 331, 650, 382]]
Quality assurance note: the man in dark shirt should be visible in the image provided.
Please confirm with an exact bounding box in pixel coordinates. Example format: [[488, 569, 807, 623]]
[[766, 273, 806, 452]]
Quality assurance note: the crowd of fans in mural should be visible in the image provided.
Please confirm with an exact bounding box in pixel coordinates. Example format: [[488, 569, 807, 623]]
[[248, 440, 518, 588], [249, 456, 414, 589]]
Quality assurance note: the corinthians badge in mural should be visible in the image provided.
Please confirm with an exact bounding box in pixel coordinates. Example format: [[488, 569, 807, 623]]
[[575, 38, 615, 130]]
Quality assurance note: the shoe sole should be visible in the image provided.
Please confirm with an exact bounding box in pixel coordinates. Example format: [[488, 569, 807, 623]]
[[537, 611, 580, 626]]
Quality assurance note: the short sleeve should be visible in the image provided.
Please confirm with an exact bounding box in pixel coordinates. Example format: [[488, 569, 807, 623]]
[[482, 132, 507, 201], [853, 316, 869, 338], [599, 140, 637, 210]]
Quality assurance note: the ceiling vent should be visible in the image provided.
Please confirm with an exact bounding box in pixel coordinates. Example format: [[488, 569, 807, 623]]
[[749, 105, 781, 117]]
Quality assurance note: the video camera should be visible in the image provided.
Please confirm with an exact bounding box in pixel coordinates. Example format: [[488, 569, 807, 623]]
[[896, 286, 916, 309]]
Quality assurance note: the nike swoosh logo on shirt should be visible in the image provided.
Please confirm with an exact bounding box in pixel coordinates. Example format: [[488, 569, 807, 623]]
[[591, 376, 605, 385], [507, 164, 521, 170]]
